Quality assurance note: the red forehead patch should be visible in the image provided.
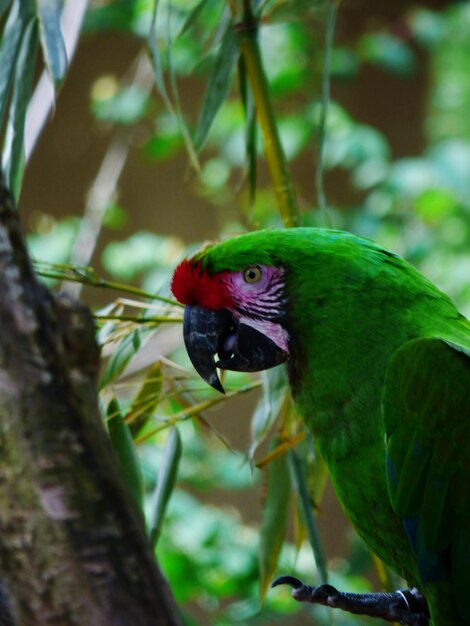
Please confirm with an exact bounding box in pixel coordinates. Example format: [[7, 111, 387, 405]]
[[171, 259, 233, 310]]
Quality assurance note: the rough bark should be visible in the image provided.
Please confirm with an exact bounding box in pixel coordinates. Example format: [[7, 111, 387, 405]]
[[0, 180, 183, 626]]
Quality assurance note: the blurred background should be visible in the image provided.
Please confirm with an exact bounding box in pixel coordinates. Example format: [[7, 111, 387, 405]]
[[9, 0, 470, 624]]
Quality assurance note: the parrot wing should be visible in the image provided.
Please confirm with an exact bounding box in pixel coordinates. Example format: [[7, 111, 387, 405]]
[[383, 336, 470, 621]]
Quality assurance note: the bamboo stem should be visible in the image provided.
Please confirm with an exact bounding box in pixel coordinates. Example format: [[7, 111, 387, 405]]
[[233, 7, 300, 228], [315, 0, 339, 226]]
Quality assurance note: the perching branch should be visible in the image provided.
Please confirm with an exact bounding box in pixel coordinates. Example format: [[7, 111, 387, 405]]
[[0, 178, 182, 625]]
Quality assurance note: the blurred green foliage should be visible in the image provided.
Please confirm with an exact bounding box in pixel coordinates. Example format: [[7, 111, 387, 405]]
[[2, 0, 470, 624]]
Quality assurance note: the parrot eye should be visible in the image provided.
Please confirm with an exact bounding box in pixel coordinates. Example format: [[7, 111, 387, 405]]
[[243, 266, 262, 284]]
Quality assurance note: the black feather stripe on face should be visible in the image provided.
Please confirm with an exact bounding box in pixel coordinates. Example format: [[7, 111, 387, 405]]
[[233, 271, 288, 322]]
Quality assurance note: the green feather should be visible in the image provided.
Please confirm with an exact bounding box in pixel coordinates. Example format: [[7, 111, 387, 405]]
[[197, 228, 470, 626]]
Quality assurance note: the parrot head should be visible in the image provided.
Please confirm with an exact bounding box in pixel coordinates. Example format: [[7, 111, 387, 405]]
[[171, 233, 293, 393]]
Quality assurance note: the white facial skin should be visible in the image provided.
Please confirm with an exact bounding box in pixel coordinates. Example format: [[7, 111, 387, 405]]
[[224, 265, 290, 353]]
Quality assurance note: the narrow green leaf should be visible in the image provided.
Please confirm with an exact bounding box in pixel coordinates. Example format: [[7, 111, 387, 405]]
[[288, 448, 329, 584], [308, 449, 329, 511], [292, 491, 307, 551], [99, 327, 153, 389], [178, 0, 210, 37], [193, 22, 239, 152], [259, 436, 291, 601], [149, 427, 182, 547], [2, 16, 38, 198], [166, 8, 202, 172], [0, 0, 12, 19], [0, 1, 25, 130], [18, 0, 34, 17], [108, 397, 145, 509], [147, 0, 200, 172], [249, 366, 289, 461], [37, 0, 67, 86], [148, 6, 169, 107], [128, 361, 163, 437], [315, 0, 338, 227]]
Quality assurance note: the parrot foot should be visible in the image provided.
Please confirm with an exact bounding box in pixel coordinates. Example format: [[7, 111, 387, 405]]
[[271, 576, 430, 626]]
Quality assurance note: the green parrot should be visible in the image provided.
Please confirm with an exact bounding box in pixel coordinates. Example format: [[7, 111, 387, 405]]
[[171, 227, 470, 626]]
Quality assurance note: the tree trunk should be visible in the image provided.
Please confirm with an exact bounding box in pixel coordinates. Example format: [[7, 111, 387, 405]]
[[0, 179, 183, 626]]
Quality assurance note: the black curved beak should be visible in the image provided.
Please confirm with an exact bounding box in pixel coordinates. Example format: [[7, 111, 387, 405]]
[[183, 305, 289, 393]]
